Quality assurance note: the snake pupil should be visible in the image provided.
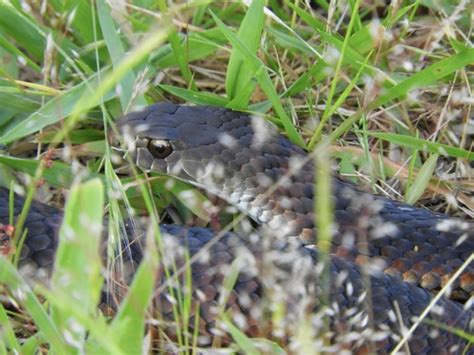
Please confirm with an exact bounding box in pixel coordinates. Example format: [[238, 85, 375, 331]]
[[147, 139, 173, 158]]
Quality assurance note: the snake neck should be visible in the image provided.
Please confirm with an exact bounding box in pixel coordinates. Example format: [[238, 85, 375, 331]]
[[185, 146, 472, 257], [184, 145, 387, 244]]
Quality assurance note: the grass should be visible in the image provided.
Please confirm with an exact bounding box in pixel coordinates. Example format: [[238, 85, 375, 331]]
[[0, 0, 473, 353]]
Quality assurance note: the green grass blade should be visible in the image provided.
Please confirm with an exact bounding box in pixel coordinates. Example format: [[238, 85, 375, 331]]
[[0, 92, 39, 114], [0, 71, 115, 144], [0, 156, 104, 187], [308, 0, 362, 149], [225, 0, 265, 107], [286, 1, 325, 31], [0, 303, 21, 352], [404, 154, 438, 205], [153, 28, 226, 68], [0, 32, 41, 72], [221, 313, 259, 354], [286, 1, 375, 101], [211, 11, 305, 148], [51, 179, 105, 348], [266, 27, 314, 54], [0, 3, 83, 65], [103, 228, 159, 353], [159, 84, 229, 106], [369, 48, 474, 109], [167, 28, 198, 90], [0, 258, 68, 352], [97, 0, 147, 110], [20, 333, 46, 354], [153, 175, 213, 222], [368, 132, 473, 160], [48, 0, 97, 45], [0, 3, 48, 61]]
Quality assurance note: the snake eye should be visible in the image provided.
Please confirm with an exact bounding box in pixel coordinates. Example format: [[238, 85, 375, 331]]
[[147, 139, 173, 159]]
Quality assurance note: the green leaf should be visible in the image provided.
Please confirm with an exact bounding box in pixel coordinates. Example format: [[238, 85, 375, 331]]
[[0, 156, 104, 187], [369, 48, 474, 109], [153, 28, 226, 68], [369, 132, 473, 160], [211, 11, 305, 148], [405, 154, 438, 205], [104, 227, 159, 353], [221, 313, 259, 355], [38, 129, 105, 144], [266, 27, 314, 54], [152, 175, 213, 222], [0, 92, 39, 113], [0, 3, 47, 61], [225, 0, 265, 107], [285, 1, 325, 31], [0, 258, 69, 352], [51, 179, 104, 348], [284, 3, 395, 100], [0, 3, 82, 64], [0, 71, 115, 144], [97, 0, 147, 109], [0, 303, 21, 352], [48, 0, 97, 45], [159, 84, 229, 106], [0, 31, 41, 72]]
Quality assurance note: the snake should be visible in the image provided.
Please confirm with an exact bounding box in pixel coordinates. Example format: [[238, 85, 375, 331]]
[[0, 102, 472, 353]]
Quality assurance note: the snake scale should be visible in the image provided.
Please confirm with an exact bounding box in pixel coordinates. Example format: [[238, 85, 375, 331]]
[[1, 102, 472, 353]]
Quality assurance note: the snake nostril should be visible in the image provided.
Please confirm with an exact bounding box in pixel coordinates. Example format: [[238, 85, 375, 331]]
[[147, 139, 173, 159]]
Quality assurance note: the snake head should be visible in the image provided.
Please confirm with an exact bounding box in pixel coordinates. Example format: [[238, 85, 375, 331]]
[[115, 102, 304, 186], [116, 103, 241, 182], [116, 102, 313, 240]]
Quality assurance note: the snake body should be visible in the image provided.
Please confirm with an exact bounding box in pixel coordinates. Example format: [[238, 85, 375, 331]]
[[1, 102, 473, 353], [120, 103, 473, 300]]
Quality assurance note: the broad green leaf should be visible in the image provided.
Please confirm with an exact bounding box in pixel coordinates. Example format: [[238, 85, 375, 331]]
[[51, 179, 104, 349]]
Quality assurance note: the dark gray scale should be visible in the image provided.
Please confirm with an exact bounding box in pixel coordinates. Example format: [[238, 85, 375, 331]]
[[25, 233, 52, 251], [0, 188, 60, 275]]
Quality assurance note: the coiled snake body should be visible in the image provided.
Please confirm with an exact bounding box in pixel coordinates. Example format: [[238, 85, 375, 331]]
[[1, 103, 472, 353]]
